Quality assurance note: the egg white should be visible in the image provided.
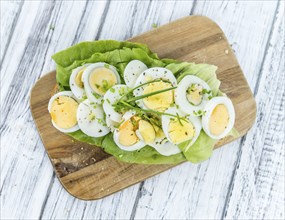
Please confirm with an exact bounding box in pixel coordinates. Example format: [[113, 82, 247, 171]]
[[202, 96, 235, 139], [175, 75, 212, 116], [105, 117, 119, 132], [103, 85, 129, 123], [124, 60, 148, 88], [148, 137, 181, 156], [82, 62, 121, 104], [77, 99, 110, 137], [48, 91, 80, 133], [69, 64, 91, 100], [134, 120, 181, 156], [133, 67, 177, 110], [161, 106, 202, 148], [113, 111, 146, 151]]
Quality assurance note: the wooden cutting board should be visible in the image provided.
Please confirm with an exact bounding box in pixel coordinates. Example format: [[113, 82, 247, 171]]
[[30, 16, 256, 200]]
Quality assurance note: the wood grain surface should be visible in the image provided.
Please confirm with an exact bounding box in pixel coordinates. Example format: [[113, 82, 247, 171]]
[[1, 1, 284, 219], [30, 16, 256, 200]]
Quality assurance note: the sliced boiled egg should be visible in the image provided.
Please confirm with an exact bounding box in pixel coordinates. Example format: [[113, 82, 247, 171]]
[[202, 97, 235, 139], [175, 75, 212, 116], [113, 111, 145, 151], [48, 91, 79, 133], [133, 67, 177, 111], [103, 85, 129, 123], [105, 116, 119, 132], [69, 64, 90, 99], [162, 107, 202, 148], [124, 60, 148, 88], [77, 99, 110, 137], [82, 62, 121, 104], [148, 125, 181, 156]]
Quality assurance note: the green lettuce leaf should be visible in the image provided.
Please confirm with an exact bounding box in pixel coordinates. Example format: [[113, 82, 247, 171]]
[[102, 134, 186, 164], [52, 40, 159, 67], [178, 131, 218, 163]]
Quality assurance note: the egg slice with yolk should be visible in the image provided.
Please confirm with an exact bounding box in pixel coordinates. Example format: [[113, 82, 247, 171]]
[[202, 96, 235, 139], [82, 62, 121, 104], [142, 81, 174, 111], [148, 124, 181, 156], [69, 64, 91, 100], [162, 107, 202, 148], [113, 111, 145, 151], [175, 75, 212, 116], [48, 91, 79, 133], [133, 67, 177, 111]]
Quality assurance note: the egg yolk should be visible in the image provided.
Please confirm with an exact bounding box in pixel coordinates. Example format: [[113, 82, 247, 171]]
[[50, 96, 78, 129], [142, 81, 173, 111], [138, 120, 156, 144], [186, 83, 203, 106], [153, 124, 165, 139], [89, 67, 117, 95], [119, 116, 140, 146], [168, 119, 195, 144], [75, 68, 85, 88], [209, 104, 230, 135]]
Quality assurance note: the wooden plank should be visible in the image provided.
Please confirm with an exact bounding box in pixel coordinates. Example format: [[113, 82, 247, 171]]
[[223, 1, 285, 219], [132, 1, 279, 219]]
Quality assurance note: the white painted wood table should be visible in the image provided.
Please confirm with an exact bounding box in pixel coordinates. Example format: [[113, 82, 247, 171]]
[[1, 1, 284, 219]]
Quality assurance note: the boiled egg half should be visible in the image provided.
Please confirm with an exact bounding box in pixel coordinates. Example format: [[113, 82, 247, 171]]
[[48, 91, 79, 133], [202, 97, 235, 139], [162, 107, 202, 148], [82, 62, 121, 104], [113, 111, 145, 151], [147, 124, 181, 156], [175, 75, 212, 116], [133, 67, 177, 111], [69, 64, 90, 100]]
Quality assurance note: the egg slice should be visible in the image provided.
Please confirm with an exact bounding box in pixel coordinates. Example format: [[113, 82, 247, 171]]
[[113, 111, 145, 151], [105, 117, 119, 132], [124, 60, 148, 88], [162, 107, 202, 148], [77, 99, 110, 137], [103, 85, 129, 123], [148, 129, 181, 156], [202, 97, 235, 139], [133, 67, 177, 111], [133, 118, 181, 156], [82, 62, 121, 104], [175, 75, 212, 116], [69, 64, 90, 100], [48, 91, 79, 133]]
